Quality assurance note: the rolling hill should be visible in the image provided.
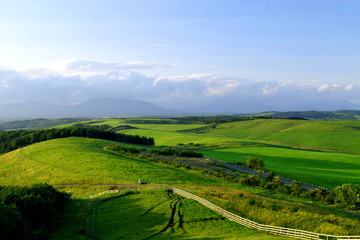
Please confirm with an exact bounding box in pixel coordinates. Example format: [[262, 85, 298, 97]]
[[1, 118, 360, 238]]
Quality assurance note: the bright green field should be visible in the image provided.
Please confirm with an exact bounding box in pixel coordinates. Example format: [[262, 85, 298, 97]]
[[122, 128, 238, 146], [51, 188, 291, 240], [0, 137, 216, 186], [197, 119, 360, 154], [202, 147, 360, 188], [59, 118, 360, 188]]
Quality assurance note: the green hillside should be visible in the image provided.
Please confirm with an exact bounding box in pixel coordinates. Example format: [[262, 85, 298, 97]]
[[195, 119, 360, 153], [0, 137, 215, 186], [59, 118, 360, 188], [1, 134, 359, 238]]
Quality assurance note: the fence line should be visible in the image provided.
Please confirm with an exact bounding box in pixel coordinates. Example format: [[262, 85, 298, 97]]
[[173, 187, 360, 240], [88, 186, 360, 240]]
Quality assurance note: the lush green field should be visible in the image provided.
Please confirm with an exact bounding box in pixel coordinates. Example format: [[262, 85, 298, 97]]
[[202, 147, 360, 188], [51, 188, 292, 240], [0, 137, 216, 186], [197, 119, 360, 154], [2, 118, 359, 239], [58, 118, 360, 188]]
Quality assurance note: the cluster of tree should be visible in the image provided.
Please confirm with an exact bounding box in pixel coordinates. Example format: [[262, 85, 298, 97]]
[[105, 145, 193, 169], [151, 147, 203, 158], [264, 110, 360, 120], [0, 184, 71, 240], [105, 145, 144, 154], [123, 115, 271, 125], [173, 115, 271, 124], [0, 127, 155, 153], [106, 145, 203, 158], [0, 118, 88, 131], [245, 156, 265, 170], [72, 123, 137, 132], [218, 172, 360, 211], [72, 123, 112, 130]]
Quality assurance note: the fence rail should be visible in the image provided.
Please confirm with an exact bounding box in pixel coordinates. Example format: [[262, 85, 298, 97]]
[[173, 187, 360, 240]]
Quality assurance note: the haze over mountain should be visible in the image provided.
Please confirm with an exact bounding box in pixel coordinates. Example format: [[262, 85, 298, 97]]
[[0, 98, 178, 119]]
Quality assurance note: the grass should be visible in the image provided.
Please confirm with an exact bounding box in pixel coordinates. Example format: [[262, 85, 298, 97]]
[[201, 147, 360, 188], [2, 118, 360, 239], [0, 137, 217, 186], [51, 187, 293, 240], [197, 119, 360, 154], [182, 185, 360, 235]]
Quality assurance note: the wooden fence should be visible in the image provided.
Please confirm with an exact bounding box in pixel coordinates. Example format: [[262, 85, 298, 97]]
[[173, 187, 360, 240]]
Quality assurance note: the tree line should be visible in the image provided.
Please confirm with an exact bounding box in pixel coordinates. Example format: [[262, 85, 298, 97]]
[[0, 184, 71, 240], [0, 127, 155, 153]]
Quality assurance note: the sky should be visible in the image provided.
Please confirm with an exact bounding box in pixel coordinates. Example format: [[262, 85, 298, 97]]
[[0, 0, 359, 113]]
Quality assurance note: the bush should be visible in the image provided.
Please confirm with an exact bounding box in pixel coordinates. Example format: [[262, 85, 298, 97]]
[[0, 203, 29, 240], [332, 184, 360, 210], [245, 156, 265, 170], [0, 184, 71, 239], [238, 175, 263, 186]]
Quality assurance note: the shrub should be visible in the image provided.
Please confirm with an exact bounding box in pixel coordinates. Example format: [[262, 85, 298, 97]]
[[245, 156, 265, 170]]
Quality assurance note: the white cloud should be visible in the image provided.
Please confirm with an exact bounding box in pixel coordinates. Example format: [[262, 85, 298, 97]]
[[344, 84, 353, 90], [0, 60, 359, 111], [317, 84, 329, 92]]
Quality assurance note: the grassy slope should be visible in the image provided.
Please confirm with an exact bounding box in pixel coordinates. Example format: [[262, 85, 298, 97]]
[[0, 137, 216, 186], [200, 119, 360, 153], [0, 135, 358, 237], [52, 188, 291, 240], [58, 118, 360, 187]]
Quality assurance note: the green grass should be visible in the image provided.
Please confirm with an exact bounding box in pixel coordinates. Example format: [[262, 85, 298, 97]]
[[202, 147, 360, 188], [0, 137, 217, 186], [122, 128, 237, 146], [183, 185, 360, 235], [52, 188, 292, 240], [55, 118, 360, 188], [3, 118, 360, 238], [197, 119, 360, 153]]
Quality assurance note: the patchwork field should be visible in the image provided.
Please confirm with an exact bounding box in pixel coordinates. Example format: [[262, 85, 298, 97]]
[[1, 117, 359, 239], [62, 118, 360, 188]]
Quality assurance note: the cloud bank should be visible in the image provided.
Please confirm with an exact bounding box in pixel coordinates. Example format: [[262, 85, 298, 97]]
[[0, 59, 359, 113]]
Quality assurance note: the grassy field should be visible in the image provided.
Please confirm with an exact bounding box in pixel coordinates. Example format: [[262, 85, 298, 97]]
[[51, 187, 293, 240], [2, 118, 359, 239], [196, 119, 360, 154], [0, 137, 217, 186], [60, 118, 360, 188], [202, 147, 360, 188]]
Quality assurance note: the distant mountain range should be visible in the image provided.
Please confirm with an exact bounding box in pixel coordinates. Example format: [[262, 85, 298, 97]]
[[0, 98, 177, 120], [0, 97, 360, 121]]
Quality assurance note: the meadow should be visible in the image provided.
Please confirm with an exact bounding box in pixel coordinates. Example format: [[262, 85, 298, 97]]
[[51, 188, 293, 240], [1, 117, 359, 239], [63, 118, 360, 188]]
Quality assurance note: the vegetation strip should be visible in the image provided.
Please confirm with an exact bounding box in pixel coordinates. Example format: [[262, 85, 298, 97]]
[[172, 188, 360, 240]]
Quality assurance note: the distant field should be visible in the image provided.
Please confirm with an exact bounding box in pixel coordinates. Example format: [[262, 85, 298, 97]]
[[0, 137, 217, 186], [202, 147, 360, 188], [197, 119, 360, 153]]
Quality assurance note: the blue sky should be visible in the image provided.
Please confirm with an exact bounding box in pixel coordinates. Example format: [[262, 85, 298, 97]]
[[0, 0, 359, 112]]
